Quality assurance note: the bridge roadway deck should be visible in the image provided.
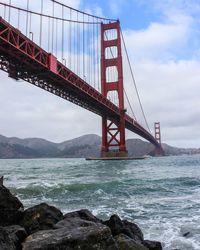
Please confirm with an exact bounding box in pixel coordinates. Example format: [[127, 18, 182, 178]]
[[0, 17, 161, 149]]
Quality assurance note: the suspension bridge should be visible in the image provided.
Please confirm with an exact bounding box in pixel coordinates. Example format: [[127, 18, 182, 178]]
[[0, 0, 164, 158]]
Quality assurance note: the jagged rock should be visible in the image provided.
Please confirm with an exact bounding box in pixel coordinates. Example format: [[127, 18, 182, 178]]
[[55, 216, 97, 229], [54, 209, 102, 230], [115, 234, 148, 250], [63, 209, 102, 223], [0, 185, 24, 226], [21, 203, 63, 234], [0, 184, 163, 250], [182, 231, 190, 237], [0, 176, 3, 185], [0, 227, 16, 250], [143, 240, 162, 250], [104, 214, 144, 242], [3, 225, 27, 250], [22, 224, 118, 250]]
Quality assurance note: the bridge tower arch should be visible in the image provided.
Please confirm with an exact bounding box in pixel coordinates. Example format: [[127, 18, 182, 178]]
[[101, 21, 127, 157]]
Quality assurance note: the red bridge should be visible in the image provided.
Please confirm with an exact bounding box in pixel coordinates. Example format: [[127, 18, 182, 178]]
[[0, 1, 163, 157]]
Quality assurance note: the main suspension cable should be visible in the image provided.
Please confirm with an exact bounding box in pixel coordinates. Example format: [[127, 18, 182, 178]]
[[120, 29, 151, 133], [104, 32, 137, 119], [0, 2, 106, 24], [50, 0, 117, 22]]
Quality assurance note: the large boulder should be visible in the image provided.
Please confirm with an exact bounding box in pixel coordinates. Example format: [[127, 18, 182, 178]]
[[3, 225, 27, 250], [54, 209, 102, 230], [22, 224, 118, 250], [0, 227, 16, 250], [0, 185, 24, 226], [115, 233, 148, 250], [104, 214, 144, 242], [63, 209, 102, 223], [55, 216, 97, 229], [21, 203, 63, 234], [54, 209, 102, 229], [143, 240, 162, 250]]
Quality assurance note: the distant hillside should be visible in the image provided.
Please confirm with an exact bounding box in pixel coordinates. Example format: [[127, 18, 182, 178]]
[[0, 134, 199, 158], [0, 134, 101, 158]]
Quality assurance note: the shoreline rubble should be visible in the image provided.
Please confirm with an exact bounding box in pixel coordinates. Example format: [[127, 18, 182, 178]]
[[0, 183, 162, 250]]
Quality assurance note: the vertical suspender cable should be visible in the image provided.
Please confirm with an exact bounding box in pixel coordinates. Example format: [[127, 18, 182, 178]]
[[91, 18, 93, 86], [48, 17, 50, 52], [29, 12, 31, 34], [8, 0, 11, 22], [17, 9, 20, 29], [88, 15, 90, 84], [93, 17, 96, 89], [26, 0, 29, 36], [51, 0, 55, 53], [39, 0, 43, 47], [90, 19, 92, 85], [29, 12, 32, 40], [69, 9, 72, 69], [73, 14, 76, 72], [4, 5, 6, 19], [76, 12, 78, 75], [97, 20, 100, 91], [61, 5, 64, 63], [83, 14, 85, 79], [55, 19, 58, 57]]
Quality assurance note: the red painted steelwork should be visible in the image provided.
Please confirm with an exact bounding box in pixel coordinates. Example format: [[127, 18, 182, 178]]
[[0, 16, 162, 152], [49, 54, 57, 74], [0, 17, 119, 117], [101, 21, 127, 156]]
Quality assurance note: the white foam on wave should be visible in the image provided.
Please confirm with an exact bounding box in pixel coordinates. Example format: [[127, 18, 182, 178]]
[[2, 156, 200, 249], [137, 215, 200, 250]]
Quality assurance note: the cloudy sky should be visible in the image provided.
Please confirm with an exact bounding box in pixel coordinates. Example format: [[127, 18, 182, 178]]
[[0, 0, 200, 148]]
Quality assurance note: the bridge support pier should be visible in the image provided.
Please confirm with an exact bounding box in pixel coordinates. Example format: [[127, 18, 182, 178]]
[[100, 21, 128, 158], [101, 117, 128, 158]]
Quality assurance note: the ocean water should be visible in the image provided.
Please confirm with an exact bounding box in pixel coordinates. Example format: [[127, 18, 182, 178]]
[[0, 155, 200, 249]]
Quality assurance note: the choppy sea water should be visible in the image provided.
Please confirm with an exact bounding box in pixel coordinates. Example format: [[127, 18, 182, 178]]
[[0, 155, 200, 249]]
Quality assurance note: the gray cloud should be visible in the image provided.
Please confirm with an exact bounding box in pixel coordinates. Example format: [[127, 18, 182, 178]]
[[0, 73, 101, 142]]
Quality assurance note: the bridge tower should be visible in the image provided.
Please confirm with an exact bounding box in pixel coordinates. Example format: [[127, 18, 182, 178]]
[[154, 122, 161, 145], [101, 21, 127, 157], [154, 122, 164, 156]]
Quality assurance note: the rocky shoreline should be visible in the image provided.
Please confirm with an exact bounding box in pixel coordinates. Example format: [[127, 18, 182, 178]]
[[0, 183, 162, 250]]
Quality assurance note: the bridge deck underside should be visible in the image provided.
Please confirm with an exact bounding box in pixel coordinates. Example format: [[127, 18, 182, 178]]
[[0, 17, 161, 149]]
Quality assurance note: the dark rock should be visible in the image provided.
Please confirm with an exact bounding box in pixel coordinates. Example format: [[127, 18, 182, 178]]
[[3, 225, 27, 250], [63, 209, 102, 223], [143, 240, 162, 250], [0, 176, 3, 185], [0, 184, 24, 226], [55, 216, 97, 229], [0, 227, 16, 250], [115, 233, 148, 250], [22, 224, 118, 250], [21, 203, 63, 234], [104, 214, 144, 242], [0, 184, 162, 250], [183, 231, 190, 237]]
